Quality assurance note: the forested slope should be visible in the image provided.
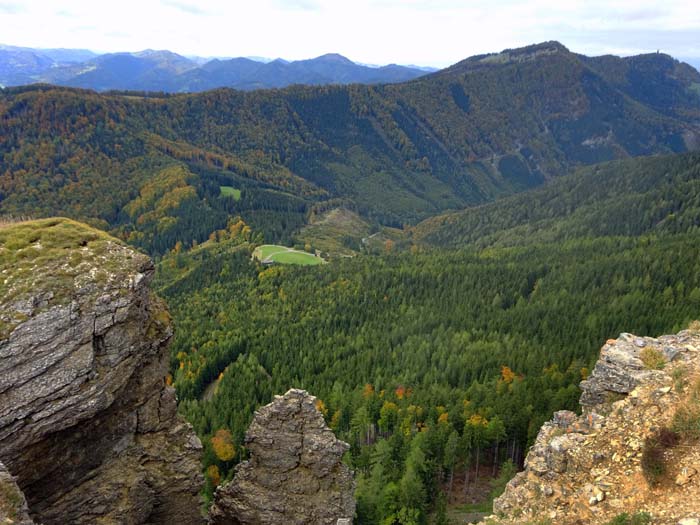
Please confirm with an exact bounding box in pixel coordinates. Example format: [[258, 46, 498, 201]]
[[153, 151, 700, 522], [413, 151, 700, 248], [3, 41, 700, 522], [1, 42, 699, 254]]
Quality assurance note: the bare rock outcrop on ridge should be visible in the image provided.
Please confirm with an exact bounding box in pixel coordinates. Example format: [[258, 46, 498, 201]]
[[485, 328, 700, 525], [0, 218, 204, 524], [209, 388, 356, 525]]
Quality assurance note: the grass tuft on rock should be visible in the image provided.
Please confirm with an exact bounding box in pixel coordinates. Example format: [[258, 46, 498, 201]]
[[0, 217, 148, 339], [671, 377, 700, 440], [605, 512, 652, 525], [640, 347, 666, 370]]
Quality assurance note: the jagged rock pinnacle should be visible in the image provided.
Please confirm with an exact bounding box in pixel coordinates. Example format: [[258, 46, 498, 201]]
[[209, 388, 356, 525]]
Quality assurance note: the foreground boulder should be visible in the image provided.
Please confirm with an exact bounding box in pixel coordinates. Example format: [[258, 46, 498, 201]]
[[0, 218, 203, 524], [486, 328, 700, 525], [209, 388, 356, 525]]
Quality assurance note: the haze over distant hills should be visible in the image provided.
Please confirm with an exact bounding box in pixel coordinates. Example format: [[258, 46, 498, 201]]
[[0, 44, 432, 92]]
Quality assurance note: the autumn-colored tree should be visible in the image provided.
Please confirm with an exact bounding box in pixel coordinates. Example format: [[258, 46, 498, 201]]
[[395, 385, 406, 400], [500, 365, 516, 384], [211, 428, 236, 461], [206, 464, 221, 487], [315, 398, 328, 417], [465, 414, 490, 492]]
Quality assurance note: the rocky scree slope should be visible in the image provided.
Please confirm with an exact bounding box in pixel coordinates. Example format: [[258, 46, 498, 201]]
[[483, 327, 700, 525], [0, 218, 203, 524], [209, 388, 356, 525]]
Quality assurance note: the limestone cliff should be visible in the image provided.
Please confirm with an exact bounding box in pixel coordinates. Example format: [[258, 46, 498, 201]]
[[209, 388, 356, 525], [486, 328, 700, 525], [0, 218, 204, 524]]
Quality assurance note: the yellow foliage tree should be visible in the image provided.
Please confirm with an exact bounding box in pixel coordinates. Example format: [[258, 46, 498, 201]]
[[501, 365, 516, 384], [206, 464, 221, 487], [467, 413, 488, 428], [211, 428, 236, 461], [315, 398, 328, 417]]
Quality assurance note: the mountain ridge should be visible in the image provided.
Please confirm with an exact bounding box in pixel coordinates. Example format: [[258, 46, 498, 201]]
[[0, 45, 430, 92], [1, 41, 699, 255], [412, 151, 700, 249]]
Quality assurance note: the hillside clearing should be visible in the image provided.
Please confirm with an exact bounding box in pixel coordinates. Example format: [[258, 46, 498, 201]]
[[252, 244, 325, 265], [219, 186, 241, 200]]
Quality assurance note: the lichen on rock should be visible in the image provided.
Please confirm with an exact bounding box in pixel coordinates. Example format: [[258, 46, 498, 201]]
[[209, 388, 356, 525]]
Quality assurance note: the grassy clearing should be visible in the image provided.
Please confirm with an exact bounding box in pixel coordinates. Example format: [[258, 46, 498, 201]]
[[297, 208, 371, 256], [220, 186, 241, 200], [253, 244, 324, 266], [270, 251, 324, 265]]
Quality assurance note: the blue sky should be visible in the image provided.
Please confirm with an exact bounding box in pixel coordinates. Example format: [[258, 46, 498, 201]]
[[1, 0, 699, 67]]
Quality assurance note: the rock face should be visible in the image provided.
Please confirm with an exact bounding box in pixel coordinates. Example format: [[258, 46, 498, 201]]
[[0, 461, 34, 525], [0, 219, 203, 524], [209, 388, 356, 525], [487, 329, 700, 525], [579, 333, 661, 407]]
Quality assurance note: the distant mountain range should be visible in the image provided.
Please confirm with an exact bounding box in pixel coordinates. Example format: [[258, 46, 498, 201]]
[[0, 44, 433, 92]]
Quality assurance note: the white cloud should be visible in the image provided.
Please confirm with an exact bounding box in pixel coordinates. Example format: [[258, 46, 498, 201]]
[[0, 0, 698, 66], [161, 1, 211, 16], [0, 2, 23, 14]]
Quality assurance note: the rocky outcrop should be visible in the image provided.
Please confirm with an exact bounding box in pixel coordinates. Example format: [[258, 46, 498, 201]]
[[209, 388, 356, 525], [487, 328, 700, 525], [579, 332, 671, 408], [0, 218, 203, 524], [0, 461, 34, 525]]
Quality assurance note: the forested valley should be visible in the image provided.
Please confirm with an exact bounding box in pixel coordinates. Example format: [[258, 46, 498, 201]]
[[2, 40, 700, 524], [149, 150, 700, 523]]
